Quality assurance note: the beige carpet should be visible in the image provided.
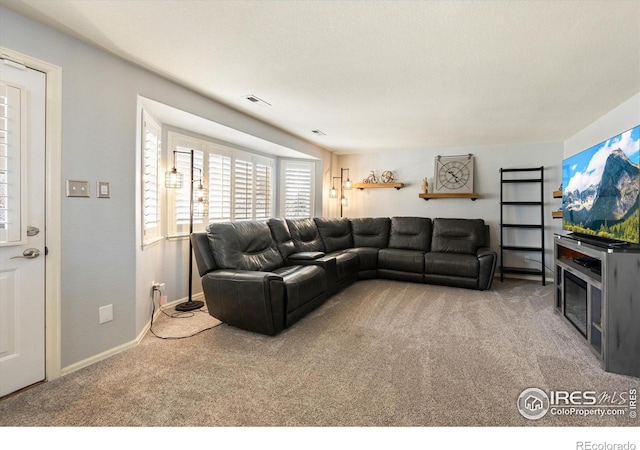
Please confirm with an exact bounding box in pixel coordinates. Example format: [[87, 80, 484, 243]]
[[1, 279, 638, 427]]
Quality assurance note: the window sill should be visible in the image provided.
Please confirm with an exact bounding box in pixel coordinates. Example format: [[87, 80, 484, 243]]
[[141, 236, 164, 250], [166, 234, 190, 241]]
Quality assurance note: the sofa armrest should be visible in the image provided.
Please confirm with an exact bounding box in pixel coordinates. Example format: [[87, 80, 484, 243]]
[[287, 251, 326, 260], [284, 255, 338, 294], [476, 247, 497, 290], [201, 269, 286, 335], [191, 232, 217, 276]]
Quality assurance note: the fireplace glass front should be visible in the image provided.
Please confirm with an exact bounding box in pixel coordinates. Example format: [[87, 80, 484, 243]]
[[564, 271, 587, 337]]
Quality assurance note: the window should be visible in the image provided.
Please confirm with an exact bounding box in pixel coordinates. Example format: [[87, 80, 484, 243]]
[[171, 148, 204, 235], [167, 132, 275, 236], [0, 82, 26, 244], [254, 160, 272, 221], [281, 160, 315, 219], [207, 152, 231, 222], [141, 111, 162, 245], [233, 157, 253, 221]]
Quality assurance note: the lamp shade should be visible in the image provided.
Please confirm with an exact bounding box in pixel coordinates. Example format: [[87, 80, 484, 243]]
[[193, 199, 207, 218], [193, 183, 208, 218], [342, 168, 352, 190], [194, 183, 207, 203], [165, 168, 184, 188]]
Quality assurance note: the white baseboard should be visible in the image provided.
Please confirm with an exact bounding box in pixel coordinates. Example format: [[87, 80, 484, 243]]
[[59, 292, 206, 377]]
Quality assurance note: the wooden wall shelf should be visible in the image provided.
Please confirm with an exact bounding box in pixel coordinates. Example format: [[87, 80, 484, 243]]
[[354, 182, 404, 190], [419, 193, 479, 201], [552, 190, 562, 219]]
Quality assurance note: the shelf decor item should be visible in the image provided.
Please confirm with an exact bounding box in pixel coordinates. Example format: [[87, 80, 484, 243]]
[[421, 177, 428, 194], [433, 154, 475, 194], [362, 171, 378, 184], [353, 170, 404, 191], [381, 171, 394, 183]]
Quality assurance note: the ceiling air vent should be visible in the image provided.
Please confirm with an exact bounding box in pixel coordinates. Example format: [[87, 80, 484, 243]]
[[244, 95, 271, 107]]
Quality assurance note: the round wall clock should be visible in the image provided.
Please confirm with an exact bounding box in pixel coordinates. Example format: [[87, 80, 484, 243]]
[[433, 154, 475, 193]]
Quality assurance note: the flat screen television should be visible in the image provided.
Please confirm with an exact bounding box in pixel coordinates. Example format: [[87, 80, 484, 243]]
[[562, 125, 640, 246]]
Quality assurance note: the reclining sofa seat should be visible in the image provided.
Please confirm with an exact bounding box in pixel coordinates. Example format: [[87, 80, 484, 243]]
[[267, 217, 338, 293], [281, 218, 360, 292], [347, 217, 391, 279], [378, 217, 432, 283], [192, 221, 329, 335], [425, 218, 496, 290]]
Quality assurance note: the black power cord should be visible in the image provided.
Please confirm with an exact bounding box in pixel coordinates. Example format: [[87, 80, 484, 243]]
[[150, 288, 221, 340]]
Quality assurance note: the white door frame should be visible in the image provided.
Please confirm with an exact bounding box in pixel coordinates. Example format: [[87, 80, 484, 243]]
[[1, 47, 62, 382]]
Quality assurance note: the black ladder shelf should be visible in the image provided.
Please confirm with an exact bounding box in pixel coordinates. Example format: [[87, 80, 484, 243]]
[[499, 167, 546, 285]]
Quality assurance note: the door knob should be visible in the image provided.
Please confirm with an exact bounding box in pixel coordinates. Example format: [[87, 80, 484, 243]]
[[10, 248, 41, 259]]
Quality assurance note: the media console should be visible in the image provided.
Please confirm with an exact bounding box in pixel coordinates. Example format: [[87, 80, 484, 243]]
[[554, 234, 640, 377]]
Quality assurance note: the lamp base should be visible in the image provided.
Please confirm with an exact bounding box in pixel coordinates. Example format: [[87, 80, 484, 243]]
[[175, 300, 204, 312]]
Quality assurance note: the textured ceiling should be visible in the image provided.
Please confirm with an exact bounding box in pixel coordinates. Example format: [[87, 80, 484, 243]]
[[2, 0, 639, 154]]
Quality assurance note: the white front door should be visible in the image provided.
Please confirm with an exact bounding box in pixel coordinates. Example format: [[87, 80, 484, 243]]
[[0, 60, 46, 397]]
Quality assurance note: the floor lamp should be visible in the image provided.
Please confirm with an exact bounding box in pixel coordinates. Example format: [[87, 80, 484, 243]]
[[165, 149, 205, 312]]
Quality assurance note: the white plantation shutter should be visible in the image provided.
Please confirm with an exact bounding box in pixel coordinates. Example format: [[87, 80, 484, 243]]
[[281, 160, 314, 218], [168, 132, 277, 232], [208, 152, 231, 222], [174, 150, 191, 226], [254, 160, 272, 220], [233, 157, 253, 221], [170, 147, 204, 235], [141, 111, 162, 245]]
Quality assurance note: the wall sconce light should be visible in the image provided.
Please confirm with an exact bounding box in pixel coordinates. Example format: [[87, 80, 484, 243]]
[[330, 168, 351, 217], [342, 168, 353, 190], [329, 177, 340, 199]]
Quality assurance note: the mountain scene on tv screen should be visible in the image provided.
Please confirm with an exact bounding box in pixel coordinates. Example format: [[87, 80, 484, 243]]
[[563, 126, 640, 244]]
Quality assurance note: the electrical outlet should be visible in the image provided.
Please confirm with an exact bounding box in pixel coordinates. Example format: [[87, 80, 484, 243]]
[[99, 304, 113, 324], [151, 281, 165, 291]]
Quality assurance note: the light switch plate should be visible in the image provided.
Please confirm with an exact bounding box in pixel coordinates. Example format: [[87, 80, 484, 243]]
[[97, 181, 111, 198], [66, 180, 90, 197], [99, 304, 113, 324]]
